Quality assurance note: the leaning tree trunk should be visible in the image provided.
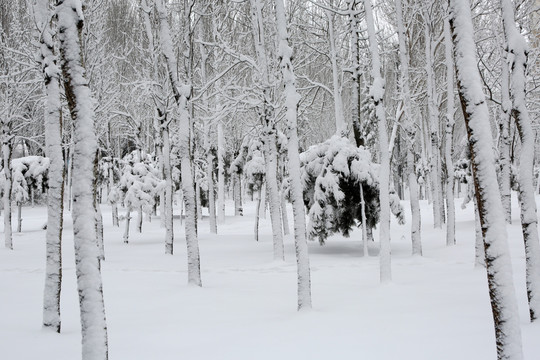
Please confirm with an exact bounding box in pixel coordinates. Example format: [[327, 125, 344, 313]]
[[36, 0, 65, 332], [275, 0, 312, 310], [365, 0, 391, 283], [57, 0, 108, 358], [449, 1, 523, 358], [501, 0, 540, 322]]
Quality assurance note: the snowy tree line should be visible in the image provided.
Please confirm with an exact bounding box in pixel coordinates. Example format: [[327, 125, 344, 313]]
[[1, 0, 540, 358]]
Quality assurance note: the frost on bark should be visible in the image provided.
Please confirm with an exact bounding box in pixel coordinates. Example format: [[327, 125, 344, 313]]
[[449, 0, 523, 358], [501, 0, 540, 322], [36, 0, 65, 332], [396, 0, 421, 256], [156, 0, 201, 286], [444, 17, 456, 246], [274, 0, 312, 310], [364, 0, 391, 282], [57, 0, 108, 358]]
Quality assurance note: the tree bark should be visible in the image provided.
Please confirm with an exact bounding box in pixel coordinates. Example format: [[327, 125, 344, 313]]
[[57, 0, 109, 358], [449, 1, 523, 357]]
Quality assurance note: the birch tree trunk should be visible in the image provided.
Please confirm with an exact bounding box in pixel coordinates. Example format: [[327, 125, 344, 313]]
[[449, 1, 523, 357], [499, 53, 512, 223], [36, 0, 65, 332], [57, 0, 108, 358], [275, 0, 312, 310], [2, 124, 12, 250], [156, 0, 201, 286], [501, 0, 540, 322], [425, 24, 443, 229], [396, 0, 421, 256], [326, 8, 345, 135], [444, 18, 456, 246], [249, 0, 284, 258], [264, 127, 284, 261], [217, 121, 225, 223], [207, 149, 217, 233], [365, 0, 391, 282]]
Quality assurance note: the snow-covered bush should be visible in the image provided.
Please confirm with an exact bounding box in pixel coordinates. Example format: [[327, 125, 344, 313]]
[[242, 138, 266, 196], [0, 155, 50, 203], [115, 151, 164, 214], [301, 136, 404, 244]]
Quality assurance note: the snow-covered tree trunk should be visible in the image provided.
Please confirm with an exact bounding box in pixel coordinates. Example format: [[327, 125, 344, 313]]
[[108, 166, 118, 227], [425, 24, 443, 229], [233, 172, 243, 216], [275, 0, 312, 310], [36, 0, 65, 332], [156, 0, 201, 287], [57, 0, 108, 358], [474, 196, 485, 268], [444, 18, 456, 246], [326, 9, 345, 135], [347, 0, 363, 146], [2, 123, 13, 250], [17, 202, 22, 233], [360, 184, 369, 256], [264, 127, 284, 261], [95, 195, 104, 261], [207, 150, 217, 233], [254, 189, 261, 242], [364, 0, 391, 283], [281, 184, 290, 236], [161, 120, 174, 254], [123, 210, 131, 244], [449, 1, 523, 357], [499, 55, 512, 223], [501, 0, 540, 322], [217, 121, 225, 223], [396, 0, 421, 256]]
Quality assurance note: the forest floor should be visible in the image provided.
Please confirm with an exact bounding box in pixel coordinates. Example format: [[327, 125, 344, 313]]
[[1, 195, 540, 359]]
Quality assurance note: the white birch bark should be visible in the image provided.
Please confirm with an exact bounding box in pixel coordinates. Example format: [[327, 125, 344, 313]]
[[499, 51, 512, 223], [249, 0, 284, 257], [326, 8, 346, 135], [449, 1, 523, 357], [2, 123, 12, 250], [364, 0, 391, 282], [36, 0, 65, 332], [501, 0, 540, 322], [207, 149, 217, 233], [217, 121, 225, 223], [275, 0, 312, 310], [264, 128, 284, 261], [396, 0, 421, 256], [444, 17, 456, 246], [57, 0, 108, 358], [424, 24, 443, 229], [155, 0, 201, 286]]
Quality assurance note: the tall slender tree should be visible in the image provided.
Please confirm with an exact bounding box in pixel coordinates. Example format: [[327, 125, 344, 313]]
[[449, 0, 523, 357], [56, 0, 108, 358]]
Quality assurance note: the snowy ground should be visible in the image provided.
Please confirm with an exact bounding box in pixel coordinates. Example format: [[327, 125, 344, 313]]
[[1, 195, 540, 359]]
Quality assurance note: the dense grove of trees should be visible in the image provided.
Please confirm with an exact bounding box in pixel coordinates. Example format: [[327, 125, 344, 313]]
[[1, 0, 539, 359]]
